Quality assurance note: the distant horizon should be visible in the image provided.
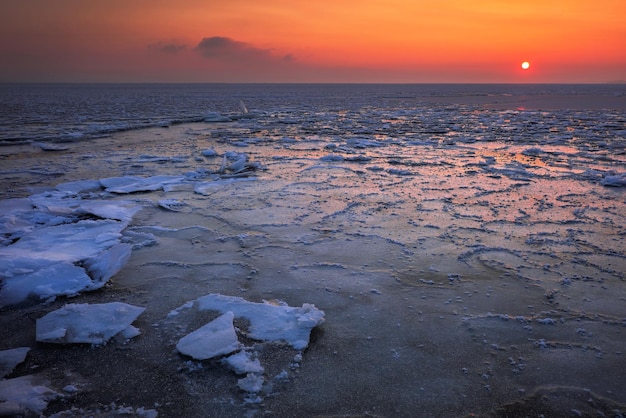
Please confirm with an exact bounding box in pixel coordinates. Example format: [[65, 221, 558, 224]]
[[2, 81, 626, 86]]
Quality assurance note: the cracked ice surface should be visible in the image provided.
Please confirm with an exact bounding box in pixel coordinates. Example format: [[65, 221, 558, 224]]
[[0, 84, 624, 417]]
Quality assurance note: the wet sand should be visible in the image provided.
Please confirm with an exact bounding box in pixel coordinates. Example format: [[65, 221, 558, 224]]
[[1, 113, 625, 417]]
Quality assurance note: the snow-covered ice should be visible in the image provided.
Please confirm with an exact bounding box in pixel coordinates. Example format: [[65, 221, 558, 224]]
[[36, 302, 145, 344]]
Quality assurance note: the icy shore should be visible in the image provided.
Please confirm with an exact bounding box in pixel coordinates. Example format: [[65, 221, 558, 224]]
[[0, 98, 625, 416]]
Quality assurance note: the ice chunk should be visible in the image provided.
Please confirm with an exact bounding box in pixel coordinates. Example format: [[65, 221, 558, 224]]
[[222, 350, 264, 375], [201, 149, 218, 157], [79, 200, 142, 222], [0, 262, 92, 307], [0, 375, 59, 415], [0, 219, 126, 264], [237, 373, 264, 393], [0, 347, 30, 378], [192, 294, 325, 350], [83, 243, 133, 284], [601, 172, 626, 187], [36, 302, 145, 344], [157, 199, 188, 212], [176, 311, 241, 360], [56, 179, 102, 194], [100, 175, 184, 194]]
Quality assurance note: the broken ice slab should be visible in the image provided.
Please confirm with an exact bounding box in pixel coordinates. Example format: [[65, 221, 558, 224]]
[[189, 294, 325, 350], [36, 302, 145, 344], [0, 347, 30, 378], [0, 262, 93, 308], [0, 219, 127, 265], [0, 374, 59, 416], [99, 175, 184, 194], [83, 243, 132, 283], [176, 311, 241, 360]]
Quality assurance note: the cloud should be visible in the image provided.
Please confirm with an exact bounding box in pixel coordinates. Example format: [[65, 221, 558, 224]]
[[148, 41, 187, 54], [195, 36, 289, 62]]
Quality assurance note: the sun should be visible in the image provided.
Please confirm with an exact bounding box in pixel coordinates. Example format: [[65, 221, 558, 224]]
[[521, 61, 530, 70]]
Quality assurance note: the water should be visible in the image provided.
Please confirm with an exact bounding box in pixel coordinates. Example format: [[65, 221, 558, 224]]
[[1, 83, 625, 145], [0, 84, 625, 417]]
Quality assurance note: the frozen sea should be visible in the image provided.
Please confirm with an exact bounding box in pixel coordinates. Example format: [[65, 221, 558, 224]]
[[1, 83, 625, 417]]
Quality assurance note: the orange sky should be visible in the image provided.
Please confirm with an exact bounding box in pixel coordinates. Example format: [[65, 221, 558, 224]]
[[1, 0, 624, 83]]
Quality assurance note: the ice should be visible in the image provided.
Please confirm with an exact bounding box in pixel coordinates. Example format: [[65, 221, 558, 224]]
[[0, 347, 30, 378], [100, 175, 184, 194], [36, 302, 145, 344], [56, 179, 102, 194], [0, 219, 126, 264], [222, 350, 264, 375], [237, 373, 264, 393], [201, 148, 218, 157], [191, 294, 325, 350], [0, 211, 134, 306], [78, 200, 143, 222], [601, 172, 626, 187], [0, 262, 92, 307], [0, 375, 59, 415], [83, 243, 132, 283], [176, 311, 241, 360], [157, 199, 188, 212], [1, 85, 625, 416]]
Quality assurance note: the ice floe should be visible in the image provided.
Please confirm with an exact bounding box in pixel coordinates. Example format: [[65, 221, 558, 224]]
[[184, 293, 325, 350], [36, 302, 145, 344]]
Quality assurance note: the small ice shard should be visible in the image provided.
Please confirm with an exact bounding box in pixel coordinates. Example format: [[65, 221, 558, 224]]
[[239, 100, 249, 115], [83, 243, 132, 284], [176, 311, 241, 360], [521, 147, 544, 156], [0, 374, 59, 415], [601, 172, 626, 187], [191, 294, 325, 350], [194, 181, 226, 195], [228, 154, 248, 173], [0, 347, 30, 378], [237, 373, 264, 393], [201, 149, 218, 157], [320, 154, 344, 162], [157, 199, 188, 212], [222, 350, 264, 375], [36, 302, 145, 344]]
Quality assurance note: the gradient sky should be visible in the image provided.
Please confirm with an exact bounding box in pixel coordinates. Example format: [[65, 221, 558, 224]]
[[1, 0, 625, 83]]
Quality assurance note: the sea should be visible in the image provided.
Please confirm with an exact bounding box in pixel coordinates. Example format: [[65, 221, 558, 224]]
[[0, 83, 625, 417], [1, 83, 625, 146]]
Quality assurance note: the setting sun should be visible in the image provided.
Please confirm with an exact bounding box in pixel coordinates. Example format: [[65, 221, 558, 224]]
[[0, 1, 624, 82]]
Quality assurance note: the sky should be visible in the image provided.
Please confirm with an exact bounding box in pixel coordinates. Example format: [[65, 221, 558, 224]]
[[0, 0, 625, 83]]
